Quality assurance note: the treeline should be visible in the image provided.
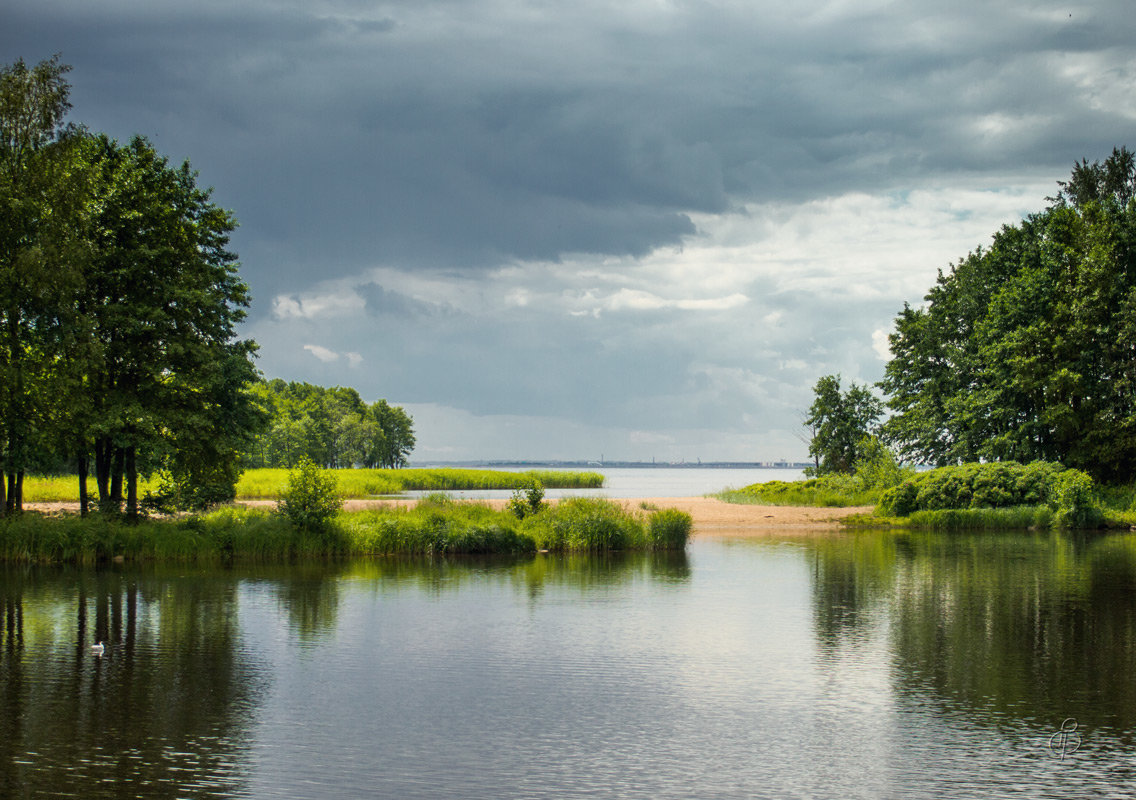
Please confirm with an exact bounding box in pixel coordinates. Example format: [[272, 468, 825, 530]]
[[807, 147, 1136, 486], [243, 380, 415, 469], [1, 57, 262, 518], [880, 147, 1136, 483]]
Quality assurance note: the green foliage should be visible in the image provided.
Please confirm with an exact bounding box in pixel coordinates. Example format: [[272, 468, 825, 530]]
[[880, 148, 1136, 481], [648, 508, 693, 549], [524, 498, 644, 551], [243, 380, 415, 469], [877, 461, 1102, 527], [277, 458, 343, 532], [507, 478, 546, 519], [20, 467, 606, 502], [0, 497, 691, 562], [1, 57, 262, 517], [805, 375, 883, 475], [853, 436, 909, 490], [721, 472, 887, 508]]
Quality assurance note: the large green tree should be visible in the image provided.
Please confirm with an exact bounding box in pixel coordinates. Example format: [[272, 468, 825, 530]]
[[77, 133, 263, 517], [804, 374, 883, 475], [0, 55, 88, 513], [880, 148, 1136, 481], [1, 57, 264, 517]]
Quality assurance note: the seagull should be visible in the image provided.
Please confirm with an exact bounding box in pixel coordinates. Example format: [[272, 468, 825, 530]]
[[91, 642, 105, 656]]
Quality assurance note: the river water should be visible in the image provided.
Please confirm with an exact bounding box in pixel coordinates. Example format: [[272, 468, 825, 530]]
[[3, 529, 1136, 798]]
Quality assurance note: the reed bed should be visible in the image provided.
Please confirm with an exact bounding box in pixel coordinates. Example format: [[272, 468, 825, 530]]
[[0, 496, 689, 564], [717, 477, 881, 508], [19, 467, 605, 503]]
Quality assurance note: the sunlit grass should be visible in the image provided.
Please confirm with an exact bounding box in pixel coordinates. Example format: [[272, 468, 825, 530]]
[[0, 495, 690, 563], [716, 477, 881, 508], [20, 467, 605, 503]]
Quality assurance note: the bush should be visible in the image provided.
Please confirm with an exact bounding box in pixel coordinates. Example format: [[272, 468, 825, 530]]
[[277, 458, 343, 532], [507, 478, 546, 519], [853, 436, 907, 490], [877, 461, 1101, 527]]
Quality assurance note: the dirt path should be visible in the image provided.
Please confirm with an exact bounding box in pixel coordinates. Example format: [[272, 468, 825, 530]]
[[21, 496, 863, 537]]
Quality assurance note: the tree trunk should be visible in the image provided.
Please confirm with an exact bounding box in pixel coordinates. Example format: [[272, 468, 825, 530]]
[[126, 446, 138, 523], [78, 454, 89, 518], [0, 463, 5, 517], [110, 447, 124, 506], [13, 471, 22, 513], [95, 438, 111, 505]]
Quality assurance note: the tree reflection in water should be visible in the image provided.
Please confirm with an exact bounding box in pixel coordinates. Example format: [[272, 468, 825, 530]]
[[808, 530, 1136, 741]]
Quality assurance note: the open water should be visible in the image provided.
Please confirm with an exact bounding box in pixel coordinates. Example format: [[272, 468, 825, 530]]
[[3, 526, 1136, 798]]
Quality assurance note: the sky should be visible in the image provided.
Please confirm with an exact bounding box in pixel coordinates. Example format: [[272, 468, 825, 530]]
[[4, 0, 1135, 463]]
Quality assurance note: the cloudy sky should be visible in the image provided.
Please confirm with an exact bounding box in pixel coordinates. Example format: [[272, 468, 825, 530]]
[[5, 0, 1134, 462]]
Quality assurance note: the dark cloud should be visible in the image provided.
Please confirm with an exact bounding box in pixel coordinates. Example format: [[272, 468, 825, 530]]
[[7, 0, 1134, 304], [5, 0, 1135, 458]]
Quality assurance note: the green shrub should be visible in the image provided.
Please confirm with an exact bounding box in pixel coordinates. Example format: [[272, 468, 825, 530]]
[[507, 478, 546, 519], [877, 461, 1101, 527], [853, 436, 908, 490], [277, 458, 343, 532]]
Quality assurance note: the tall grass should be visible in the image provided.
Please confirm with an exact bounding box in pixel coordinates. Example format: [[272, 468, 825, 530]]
[[0, 496, 690, 564], [717, 476, 881, 508], [20, 467, 605, 503]]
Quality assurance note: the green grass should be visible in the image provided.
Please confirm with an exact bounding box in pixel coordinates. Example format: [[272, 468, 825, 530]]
[[0, 496, 690, 563], [20, 467, 605, 503], [716, 475, 882, 508]]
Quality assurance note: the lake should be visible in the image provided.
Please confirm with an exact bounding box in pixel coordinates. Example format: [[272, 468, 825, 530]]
[[3, 528, 1136, 798], [406, 466, 807, 499]]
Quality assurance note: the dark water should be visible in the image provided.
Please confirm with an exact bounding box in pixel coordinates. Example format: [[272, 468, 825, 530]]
[[3, 531, 1136, 798]]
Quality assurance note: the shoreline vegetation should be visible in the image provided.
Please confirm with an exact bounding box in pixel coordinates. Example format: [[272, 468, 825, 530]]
[[19, 468, 606, 504], [0, 496, 691, 564], [0, 467, 694, 564], [718, 459, 1136, 531]]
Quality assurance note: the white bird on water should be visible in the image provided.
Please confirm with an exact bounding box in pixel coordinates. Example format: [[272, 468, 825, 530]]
[[90, 642, 104, 656]]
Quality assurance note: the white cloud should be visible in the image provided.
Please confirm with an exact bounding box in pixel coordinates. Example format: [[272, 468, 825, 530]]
[[303, 344, 341, 363]]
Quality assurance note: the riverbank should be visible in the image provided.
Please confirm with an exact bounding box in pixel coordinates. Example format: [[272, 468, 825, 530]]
[[26, 496, 870, 536]]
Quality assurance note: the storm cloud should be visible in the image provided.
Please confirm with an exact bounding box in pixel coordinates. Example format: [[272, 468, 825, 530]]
[[5, 0, 1134, 460]]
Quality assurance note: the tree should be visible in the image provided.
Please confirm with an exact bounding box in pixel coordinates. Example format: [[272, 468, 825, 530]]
[[804, 374, 883, 475], [0, 55, 88, 514], [1, 56, 263, 517], [880, 147, 1136, 481], [241, 380, 416, 469], [73, 133, 262, 517], [369, 399, 415, 468]]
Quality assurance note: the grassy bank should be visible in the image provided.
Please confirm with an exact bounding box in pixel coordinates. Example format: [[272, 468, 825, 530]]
[[21, 467, 605, 503], [716, 475, 881, 508], [0, 497, 690, 564], [724, 461, 1136, 531]]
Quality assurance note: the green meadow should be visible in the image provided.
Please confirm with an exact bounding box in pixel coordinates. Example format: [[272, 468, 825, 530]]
[[20, 467, 604, 503]]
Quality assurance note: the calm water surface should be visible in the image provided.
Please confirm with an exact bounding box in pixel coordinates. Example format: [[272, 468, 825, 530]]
[[3, 530, 1136, 798]]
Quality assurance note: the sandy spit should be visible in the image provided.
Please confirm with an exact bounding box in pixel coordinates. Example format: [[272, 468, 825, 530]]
[[22, 497, 870, 538]]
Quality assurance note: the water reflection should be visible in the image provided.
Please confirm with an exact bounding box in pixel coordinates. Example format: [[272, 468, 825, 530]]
[[807, 530, 1136, 741], [0, 566, 265, 798], [4, 534, 1136, 798]]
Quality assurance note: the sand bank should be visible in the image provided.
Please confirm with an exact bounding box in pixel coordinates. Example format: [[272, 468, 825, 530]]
[[24, 496, 871, 537]]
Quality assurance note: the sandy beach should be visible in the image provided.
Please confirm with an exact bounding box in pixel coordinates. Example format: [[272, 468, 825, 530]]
[[23, 496, 869, 537], [249, 495, 868, 537]]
